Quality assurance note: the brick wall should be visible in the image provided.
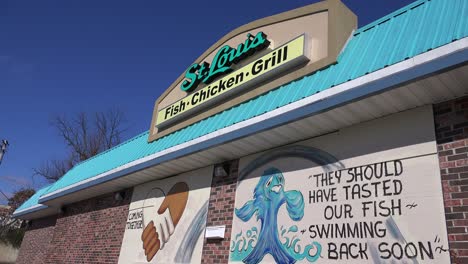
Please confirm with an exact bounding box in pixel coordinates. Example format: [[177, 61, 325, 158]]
[[201, 160, 239, 264], [45, 189, 132, 263], [16, 216, 57, 264], [435, 96, 468, 264]]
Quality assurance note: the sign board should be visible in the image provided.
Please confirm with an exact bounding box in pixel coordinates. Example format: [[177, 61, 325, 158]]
[[118, 166, 213, 264], [149, 1, 357, 141], [156, 35, 309, 127], [229, 106, 450, 263]]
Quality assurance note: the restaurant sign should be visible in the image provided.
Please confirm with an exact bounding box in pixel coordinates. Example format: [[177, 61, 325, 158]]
[[181, 32, 270, 93], [156, 34, 310, 127]]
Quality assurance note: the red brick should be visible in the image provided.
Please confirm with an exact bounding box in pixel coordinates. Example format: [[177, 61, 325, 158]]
[[454, 235, 468, 241], [457, 159, 468, 167], [453, 192, 468, 199], [440, 149, 454, 156], [448, 227, 467, 234], [444, 185, 460, 193], [454, 219, 468, 227], [453, 206, 468, 213], [450, 242, 468, 249], [450, 141, 467, 149], [457, 147, 468, 154], [441, 161, 457, 169], [443, 174, 461, 181]]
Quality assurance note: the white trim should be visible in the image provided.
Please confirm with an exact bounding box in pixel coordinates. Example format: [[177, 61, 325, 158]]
[[40, 37, 468, 201], [12, 204, 46, 216]]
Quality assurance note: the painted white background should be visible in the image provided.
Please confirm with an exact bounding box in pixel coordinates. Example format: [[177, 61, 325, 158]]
[[118, 166, 213, 264], [231, 106, 450, 264]]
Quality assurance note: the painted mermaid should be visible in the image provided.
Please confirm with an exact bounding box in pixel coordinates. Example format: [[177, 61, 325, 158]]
[[235, 167, 305, 264]]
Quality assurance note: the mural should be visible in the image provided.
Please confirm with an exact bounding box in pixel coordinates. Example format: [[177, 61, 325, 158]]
[[235, 167, 320, 264], [141, 182, 189, 261], [229, 106, 450, 263], [118, 166, 213, 264]]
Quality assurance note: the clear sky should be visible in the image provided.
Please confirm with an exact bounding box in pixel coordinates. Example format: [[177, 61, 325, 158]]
[[0, 0, 416, 204]]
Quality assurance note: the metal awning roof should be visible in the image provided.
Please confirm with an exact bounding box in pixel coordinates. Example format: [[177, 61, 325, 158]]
[[12, 185, 56, 219], [14, 0, 468, 219]]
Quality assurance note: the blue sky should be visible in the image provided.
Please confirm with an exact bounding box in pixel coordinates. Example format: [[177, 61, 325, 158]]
[[0, 0, 415, 204]]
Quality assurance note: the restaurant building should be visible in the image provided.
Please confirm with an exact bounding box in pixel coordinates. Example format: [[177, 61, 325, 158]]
[[13, 0, 468, 263]]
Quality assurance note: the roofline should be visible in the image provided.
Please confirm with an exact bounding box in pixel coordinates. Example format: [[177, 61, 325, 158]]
[[12, 204, 49, 218], [355, 0, 426, 34], [38, 37, 468, 205]]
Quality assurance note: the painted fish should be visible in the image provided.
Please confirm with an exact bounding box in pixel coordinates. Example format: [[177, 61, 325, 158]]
[[235, 167, 304, 264]]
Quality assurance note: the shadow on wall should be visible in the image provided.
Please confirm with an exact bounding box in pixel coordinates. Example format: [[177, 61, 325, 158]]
[[60, 189, 133, 218], [0, 242, 19, 264]]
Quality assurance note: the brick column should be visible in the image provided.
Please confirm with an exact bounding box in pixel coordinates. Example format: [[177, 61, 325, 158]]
[[202, 160, 239, 264], [434, 96, 468, 264]]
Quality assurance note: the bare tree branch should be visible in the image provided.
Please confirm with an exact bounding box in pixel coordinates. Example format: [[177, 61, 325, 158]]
[[34, 157, 73, 183], [35, 109, 126, 182]]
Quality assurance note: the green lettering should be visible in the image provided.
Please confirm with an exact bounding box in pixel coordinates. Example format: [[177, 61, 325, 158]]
[[181, 32, 270, 92], [181, 64, 201, 92]]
